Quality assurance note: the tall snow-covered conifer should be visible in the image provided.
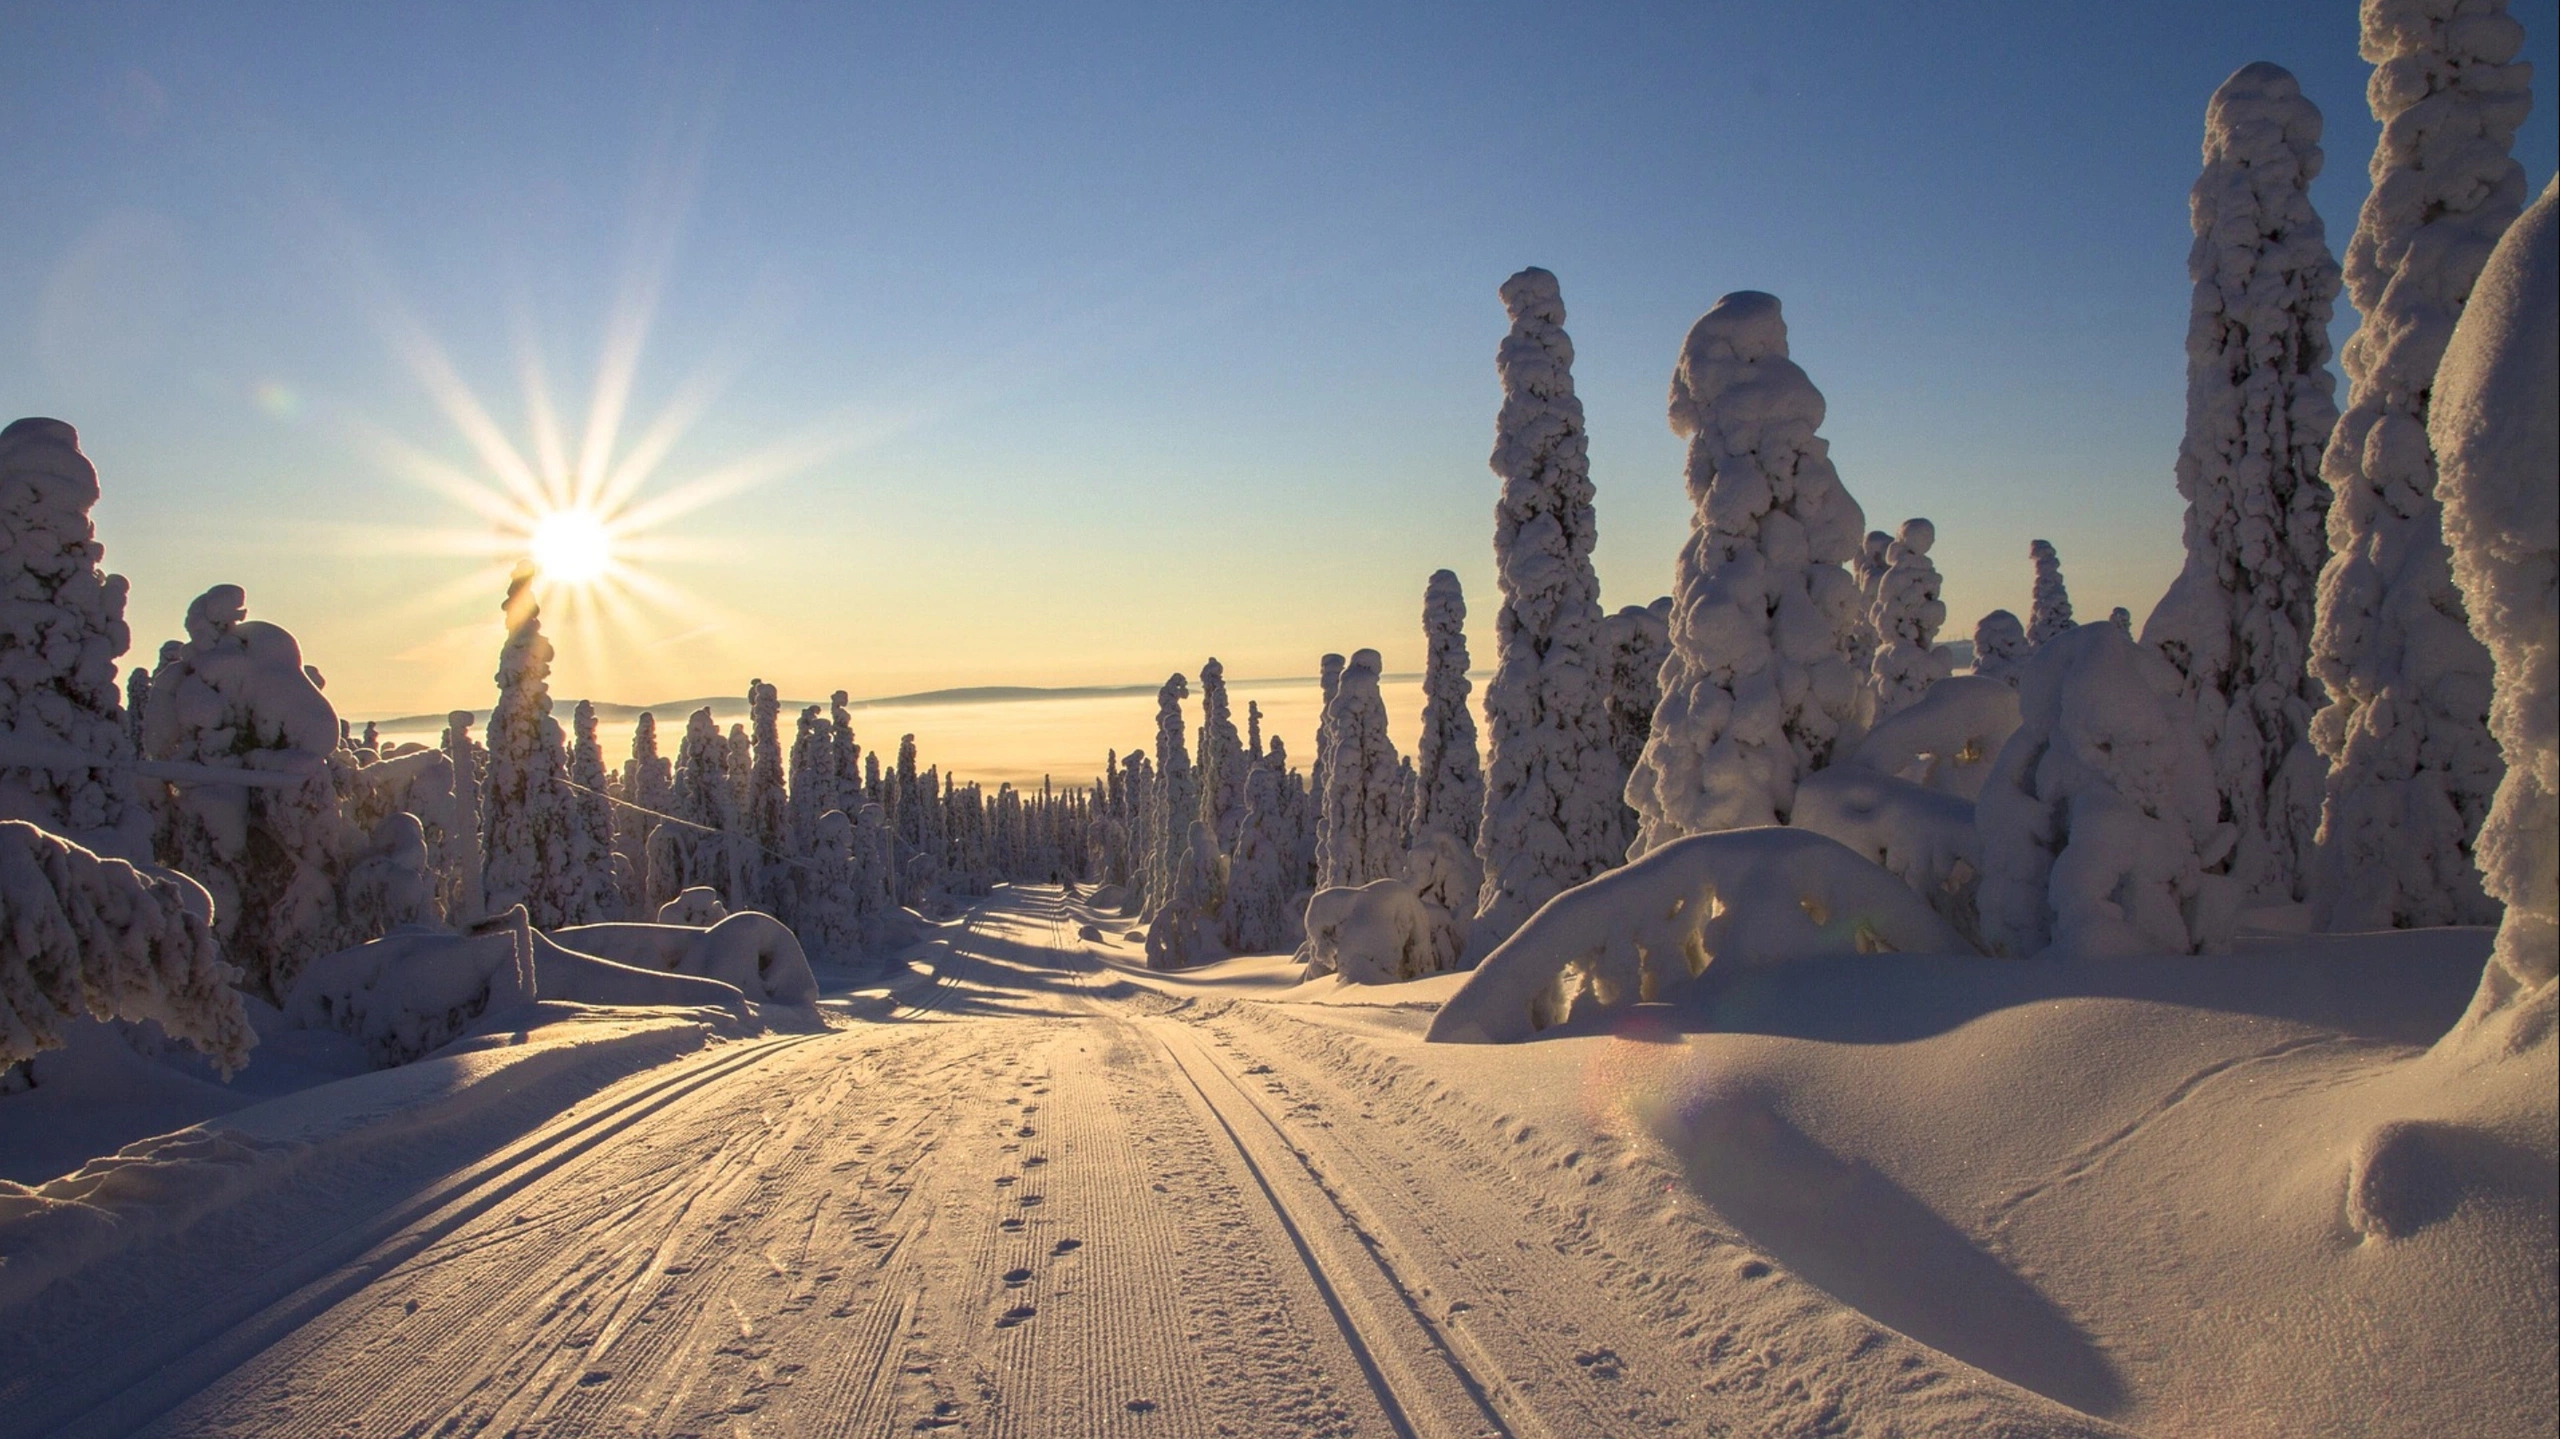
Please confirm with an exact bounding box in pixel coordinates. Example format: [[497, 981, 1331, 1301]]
[[563, 698, 618, 922], [1626, 291, 1871, 852], [1868, 518, 1954, 723], [2027, 540, 2074, 647], [1196, 658, 1246, 851], [1317, 650, 1404, 888], [2306, 0, 2531, 929], [2140, 62, 2343, 903], [2431, 176, 2556, 1039], [1411, 571, 1485, 849], [480, 569, 581, 928], [1143, 674, 1195, 921], [1472, 268, 1624, 954]]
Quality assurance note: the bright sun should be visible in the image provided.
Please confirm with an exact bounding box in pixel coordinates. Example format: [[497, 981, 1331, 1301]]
[[530, 509, 613, 586]]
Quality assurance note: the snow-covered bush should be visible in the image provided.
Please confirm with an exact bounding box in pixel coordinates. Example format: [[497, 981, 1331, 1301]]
[[1427, 827, 1967, 1044], [1626, 291, 1872, 852], [656, 884, 728, 926], [0, 819, 250, 1073], [0, 419, 147, 859], [340, 811, 438, 940], [2306, 0, 2532, 930], [1971, 610, 2030, 685], [1847, 674, 2021, 801], [2140, 61, 2342, 906], [1316, 650, 1403, 889], [1472, 268, 1625, 957], [141, 585, 353, 1001], [1299, 877, 1443, 985], [2431, 176, 2556, 1041], [281, 926, 531, 1068], [1410, 571, 1484, 851], [1867, 517, 1954, 722], [2027, 540, 2074, 647], [1976, 624, 2237, 959]]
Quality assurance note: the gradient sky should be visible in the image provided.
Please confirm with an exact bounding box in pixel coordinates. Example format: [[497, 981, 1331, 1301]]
[[5, 2, 2554, 729]]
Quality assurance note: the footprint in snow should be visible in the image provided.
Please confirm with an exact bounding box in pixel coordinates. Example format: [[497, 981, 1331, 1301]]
[[1051, 1238, 1082, 1255], [995, 1304, 1037, 1328], [1003, 1268, 1034, 1285]]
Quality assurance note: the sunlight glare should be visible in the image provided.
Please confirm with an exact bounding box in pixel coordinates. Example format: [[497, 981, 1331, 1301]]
[[531, 509, 614, 586]]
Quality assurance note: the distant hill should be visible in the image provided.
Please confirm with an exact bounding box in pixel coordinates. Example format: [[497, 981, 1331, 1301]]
[[356, 673, 1420, 735]]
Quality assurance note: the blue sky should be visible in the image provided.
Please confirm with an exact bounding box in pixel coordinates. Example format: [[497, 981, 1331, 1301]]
[[4, 1, 2553, 720]]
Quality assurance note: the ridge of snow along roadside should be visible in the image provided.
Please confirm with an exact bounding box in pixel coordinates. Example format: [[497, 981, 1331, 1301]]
[[0, 1004, 730, 1312]]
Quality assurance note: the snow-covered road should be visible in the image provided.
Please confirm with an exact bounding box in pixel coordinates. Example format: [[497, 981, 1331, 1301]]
[[16, 889, 1751, 1439]]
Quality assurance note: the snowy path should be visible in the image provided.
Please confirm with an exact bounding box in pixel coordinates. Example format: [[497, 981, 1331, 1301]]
[[15, 889, 1736, 1439]]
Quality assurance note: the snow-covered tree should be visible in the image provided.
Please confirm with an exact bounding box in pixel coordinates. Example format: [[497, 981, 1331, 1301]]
[[1196, 658, 1246, 851], [652, 706, 731, 903], [1599, 598, 1671, 843], [744, 680, 788, 907], [1145, 818, 1221, 970], [1852, 530, 1893, 677], [1411, 570, 1485, 850], [2027, 539, 2074, 647], [563, 698, 619, 922], [1627, 291, 1872, 853], [1972, 611, 2030, 685], [1868, 518, 1955, 723], [480, 569, 586, 929], [1223, 757, 1294, 952], [618, 710, 672, 911], [441, 710, 485, 920], [0, 419, 147, 858], [2306, 0, 2531, 930], [2431, 175, 2555, 1041], [1472, 268, 1625, 954], [1310, 652, 1345, 821], [1317, 650, 1404, 889], [2139, 63, 2344, 902], [0, 820, 251, 1073], [142, 585, 352, 1001], [1977, 623, 2235, 958], [1143, 673, 1195, 922]]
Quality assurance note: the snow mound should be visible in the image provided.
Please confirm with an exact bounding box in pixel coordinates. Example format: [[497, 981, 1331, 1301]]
[[1792, 766, 1982, 943], [281, 926, 533, 1068], [553, 912, 819, 1007], [1429, 827, 1968, 1043], [1298, 878, 1442, 986], [0, 1125, 305, 1311]]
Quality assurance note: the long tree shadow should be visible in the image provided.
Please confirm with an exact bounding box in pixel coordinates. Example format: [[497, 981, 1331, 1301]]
[[1662, 1085, 2128, 1419]]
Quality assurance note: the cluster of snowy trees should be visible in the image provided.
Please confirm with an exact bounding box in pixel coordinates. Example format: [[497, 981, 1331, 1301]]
[[1440, 11, 2553, 1037]]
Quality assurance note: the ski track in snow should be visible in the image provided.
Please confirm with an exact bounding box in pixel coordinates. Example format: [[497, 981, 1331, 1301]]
[[4, 886, 2081, 1438]]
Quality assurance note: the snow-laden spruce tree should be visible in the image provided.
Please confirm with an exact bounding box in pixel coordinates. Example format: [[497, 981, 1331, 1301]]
[[651, 706, 731, 903], [142, 585, 353, 1002], [1472, 268, 1625, 954], [1626, 291, 1872, 853], [744, 680, 788, 906], [2138, 62, 2344, 904], [1317, 650, 1405, 889], [0, 419, 147, 858], [1223, 757, 1293, 952], [1972, 610, 2031, 685], [1600, 598, 1671, 842], [480, 569, 589, 929], [2307, 0, 2532, 930], [787, 705, 832, 858], [1310, 652, 1345, 826], [564, 698, 619, 922], [1852, 530, 1893, 677], [829, 691, 859, 801], [1867, 518, 1954, 722], [441, 709, 484, 920], [618, 710, 672, 910], [1977, 622, 2236, 958], [1142, 673, 1195, 922], [2027, 540, 2074, 647], [1411, 570, 1485, 850], [1197, 658, 1246, 851], [2432, 175, 2555, 1044], [0, 820, 252, 1073]]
